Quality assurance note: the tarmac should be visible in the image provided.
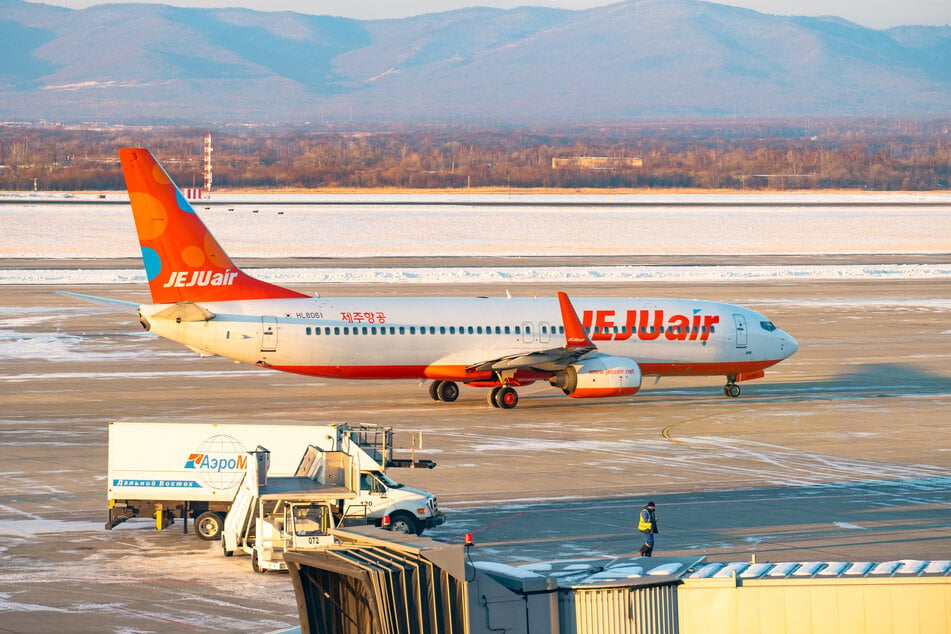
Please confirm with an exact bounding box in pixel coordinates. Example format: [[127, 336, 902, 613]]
[[1, 268, 950, 632]]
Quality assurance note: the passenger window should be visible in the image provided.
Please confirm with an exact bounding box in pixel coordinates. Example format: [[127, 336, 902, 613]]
[[306, 327, 311, 335]]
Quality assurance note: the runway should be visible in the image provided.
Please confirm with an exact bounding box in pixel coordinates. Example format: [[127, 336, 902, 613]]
[[2, 273, 950, 632]]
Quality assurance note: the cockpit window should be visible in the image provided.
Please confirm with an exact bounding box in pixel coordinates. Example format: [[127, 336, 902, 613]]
[[760, 321, 776, 332]]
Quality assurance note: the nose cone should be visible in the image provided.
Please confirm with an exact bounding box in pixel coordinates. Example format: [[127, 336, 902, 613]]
[[782, 330, 799, 358]]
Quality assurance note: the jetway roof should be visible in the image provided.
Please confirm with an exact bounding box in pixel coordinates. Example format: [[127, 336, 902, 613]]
[[513, 556, 706, 589], [493, 556, 951, 589]]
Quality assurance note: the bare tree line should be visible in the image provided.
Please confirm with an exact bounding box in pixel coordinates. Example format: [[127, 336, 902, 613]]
[[1, 119, 949, 191]]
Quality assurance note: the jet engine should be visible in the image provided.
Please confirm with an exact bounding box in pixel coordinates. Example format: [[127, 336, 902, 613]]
[[550, 355, 642, 398]]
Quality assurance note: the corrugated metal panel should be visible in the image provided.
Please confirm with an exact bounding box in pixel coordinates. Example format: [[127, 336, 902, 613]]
[[286, 545, 468, 634], [560, 583, 679, 634], [678, 573, 951, 634]]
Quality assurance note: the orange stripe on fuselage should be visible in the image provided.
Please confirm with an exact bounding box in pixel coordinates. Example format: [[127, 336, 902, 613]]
[[265, 360, 782, 382]]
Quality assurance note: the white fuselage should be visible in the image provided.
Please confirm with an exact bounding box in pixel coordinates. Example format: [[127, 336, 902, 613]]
[[140, 295, 797, 382]]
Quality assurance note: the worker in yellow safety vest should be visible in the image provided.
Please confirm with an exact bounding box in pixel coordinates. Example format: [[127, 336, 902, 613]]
[[637, 501, 658, 557]]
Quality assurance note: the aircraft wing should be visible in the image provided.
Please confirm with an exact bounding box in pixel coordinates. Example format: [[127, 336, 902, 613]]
[[466, 345, 594, 374], [466, 291, 597, 374], [57, 291, 141, 313]]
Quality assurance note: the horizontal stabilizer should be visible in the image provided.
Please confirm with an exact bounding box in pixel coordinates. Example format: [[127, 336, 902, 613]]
[[56, 291, 140, 313]]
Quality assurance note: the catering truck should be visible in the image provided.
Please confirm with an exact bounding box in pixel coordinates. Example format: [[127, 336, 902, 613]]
[[106, 421, 444, 539]]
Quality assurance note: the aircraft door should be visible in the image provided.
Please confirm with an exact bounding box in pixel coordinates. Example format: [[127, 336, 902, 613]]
[[733, 314, 748, 348], [261, 316, 278, 352], [539, 321, 552, 344], [520, 322, 534, 343]]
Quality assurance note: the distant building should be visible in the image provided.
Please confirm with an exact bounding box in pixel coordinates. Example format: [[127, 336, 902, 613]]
[[552, 156, 643, 170]]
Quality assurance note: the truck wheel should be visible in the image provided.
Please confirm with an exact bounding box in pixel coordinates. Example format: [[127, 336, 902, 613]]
[[389, 512, 421, 536], [195, 511, 223, 541], [251, 549, 262, 573]]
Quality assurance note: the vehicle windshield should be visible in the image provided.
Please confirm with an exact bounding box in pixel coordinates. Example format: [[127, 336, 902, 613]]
[[760, 321, 777, 332], [291, 505, 327, 536], [376, 471, 403, 489]]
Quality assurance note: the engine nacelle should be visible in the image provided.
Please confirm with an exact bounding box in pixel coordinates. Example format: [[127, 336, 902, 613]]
[[549, 355, 642, 398]]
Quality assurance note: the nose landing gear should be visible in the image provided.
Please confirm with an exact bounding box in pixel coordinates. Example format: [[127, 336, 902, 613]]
[[724, 375, 741, 398]]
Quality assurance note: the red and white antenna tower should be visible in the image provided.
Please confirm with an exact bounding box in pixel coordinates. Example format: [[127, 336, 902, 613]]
[[202, 132, 213, 196]]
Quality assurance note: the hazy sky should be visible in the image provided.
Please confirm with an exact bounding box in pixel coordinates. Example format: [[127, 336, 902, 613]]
[[41, 0, 951, 29]]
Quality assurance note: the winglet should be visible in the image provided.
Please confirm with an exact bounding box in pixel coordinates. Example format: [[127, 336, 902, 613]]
[[558, 291, 594, 349], [119, 148, 307, 304]]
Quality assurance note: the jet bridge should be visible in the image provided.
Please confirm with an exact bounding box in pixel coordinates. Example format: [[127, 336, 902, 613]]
[[285, 528, 951, 634]]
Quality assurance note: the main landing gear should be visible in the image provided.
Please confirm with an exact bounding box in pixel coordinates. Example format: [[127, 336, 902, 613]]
[[427, 380, 521, 409], [724, 375, 741, 398], [487, 386, 519, 409], [428, 380, 460, 402]]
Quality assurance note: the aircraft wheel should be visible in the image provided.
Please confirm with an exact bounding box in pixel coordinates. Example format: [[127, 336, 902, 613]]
[[437, 380, 459, 402], [488, 387, 501, 407], [726, 383, 741, 398], [494, 386, 519, 409], [428, 380, 443, 401]]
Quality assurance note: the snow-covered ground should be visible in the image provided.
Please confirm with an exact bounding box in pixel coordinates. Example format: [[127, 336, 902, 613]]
[[4, 263, 951, 286], [1, 193, 950, 284]]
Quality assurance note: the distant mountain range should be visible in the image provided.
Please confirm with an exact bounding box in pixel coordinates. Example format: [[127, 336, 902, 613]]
[[3, 0, 950, 124]]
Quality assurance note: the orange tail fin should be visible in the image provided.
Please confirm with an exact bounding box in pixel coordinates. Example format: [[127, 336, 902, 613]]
[[119, 148, 307, 303]]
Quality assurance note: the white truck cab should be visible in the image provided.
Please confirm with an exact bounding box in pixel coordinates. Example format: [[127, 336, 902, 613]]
[[356, 470, 443, 535]]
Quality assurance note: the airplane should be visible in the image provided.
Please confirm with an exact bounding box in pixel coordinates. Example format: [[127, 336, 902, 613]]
[[66, 148, 798, 409]]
